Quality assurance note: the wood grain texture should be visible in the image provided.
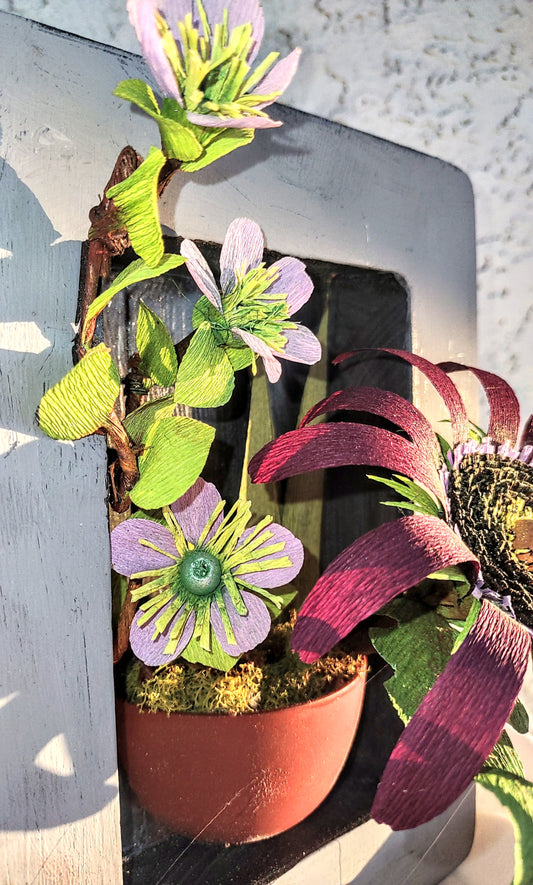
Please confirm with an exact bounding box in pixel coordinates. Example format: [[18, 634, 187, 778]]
[[0, 12, 158, 884]]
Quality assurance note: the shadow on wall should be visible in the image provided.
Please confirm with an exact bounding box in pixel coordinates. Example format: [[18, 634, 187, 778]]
[[0, 154, 118, 828]]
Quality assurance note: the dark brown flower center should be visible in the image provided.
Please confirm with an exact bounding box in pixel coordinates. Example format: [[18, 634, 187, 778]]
[[448, 452, 533, 628]]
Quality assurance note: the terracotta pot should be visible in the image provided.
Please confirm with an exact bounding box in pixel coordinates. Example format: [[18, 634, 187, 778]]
[[116, 659, 367, 844]]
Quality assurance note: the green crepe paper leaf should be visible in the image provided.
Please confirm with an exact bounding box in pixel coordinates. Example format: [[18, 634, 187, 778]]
[[180, 631, 240, 672], [106, 146, 166, 266], [246, 365, 281, 524], [38, 343, 120, 440], [369, 596, 455, 725], [114, 78, 160, 116], [157, 100, 203, 161], [181, 126, 254, 173], [82, 254, 185, 345], [509, 698, 530, 735], [282, 299, 329, 600], [123, 395, 176, 446], [262, 587, 297, 618], [450, 595, 482, 654], [130, 415, 215, 509], [368, 472, 443, 518], [483, 730, 525, 779], [114, 82, 202, 162], [174, 322, 235, 407], [136, 301, 178, 388], [475, 769, 533, 885]]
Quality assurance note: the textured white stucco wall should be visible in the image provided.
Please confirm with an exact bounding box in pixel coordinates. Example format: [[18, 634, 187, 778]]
[[2, 0, 531, 417]]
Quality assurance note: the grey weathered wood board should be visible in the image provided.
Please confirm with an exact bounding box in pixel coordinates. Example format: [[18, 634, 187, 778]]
[[0, 9, 477, 884]]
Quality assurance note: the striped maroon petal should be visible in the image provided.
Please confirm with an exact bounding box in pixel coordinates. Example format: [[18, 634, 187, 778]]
[[248, 422, 445, 507], [371, 601, 531, 829], [292, 515, 479, 662], [438, 361, 521, 447], [333, 349, 470, 446], [300, 387, 441, 466]]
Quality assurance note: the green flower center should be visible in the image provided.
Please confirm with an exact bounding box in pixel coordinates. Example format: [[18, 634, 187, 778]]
[[448, 452, 533, 627], [180, 549, 222, 596]]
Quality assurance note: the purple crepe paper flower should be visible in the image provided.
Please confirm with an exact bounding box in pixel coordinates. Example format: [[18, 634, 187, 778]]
[[181, 217, 321, 383], [111, 477, 303, 668], [127, 0, 300, 128], [248, 348, 533, 830]]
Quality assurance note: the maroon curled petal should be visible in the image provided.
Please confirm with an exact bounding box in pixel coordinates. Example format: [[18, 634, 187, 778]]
[[292, 515, 479, 663], [333, 349, 470, 446], [110, 519, 178, 577], [371, 601, 532, 830], [438, 361, 521, 447], [300, 387, 441, 466], [249, 422, 446, 507]]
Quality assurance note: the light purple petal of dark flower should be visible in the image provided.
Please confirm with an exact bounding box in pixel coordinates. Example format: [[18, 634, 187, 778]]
[[333, 349, 471, 446], [220, 218, 264, 295], [235, 524, 304, 587], [248, 422, 446, 507], [279, 326, 322, 366], [263, 256, 313, 315], [127, 0, 183, 101], [185, 111, 283, 129], [300, 387, 442, 467], [181, 238, 222, 310], [111, 519, 178, 576], [291, 515, 479, 662], [438, 361, 521, 447], [210, 590, 271, 654], [129, 602, 195, 665], [232, 327, 282, 381], [253, 48, 301, 107], [171, 478, 223, 545], [371, 601, 532, 829]]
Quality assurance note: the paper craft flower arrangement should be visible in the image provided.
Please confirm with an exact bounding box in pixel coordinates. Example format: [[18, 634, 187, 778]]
[[37, 0, 533, 877]]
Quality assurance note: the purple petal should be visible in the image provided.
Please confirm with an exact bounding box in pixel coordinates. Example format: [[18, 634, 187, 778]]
[[263, 256, 313, 315], [220, 218, 264, 295], [129, 602, 195, 665], [186, 111, 283, 128], [371, 601, 532, 829], [180, 238, 222, 310], [520, 415, 533, 448], [334, 349, 471, 446], [279, 326, 322, 366], [210, 590, 271, 654], [111, 519, 178, 576], [232, 327, 282, 381], [235, 524, 304, 587], [248, 422, 446, 507], [170, 478, 223, 544], [291, 515, 479, 662], [300, 387, 441, 466], [438, 361, 521, 447], [127, 0, 183, 101], [253, 49, 301, 107]]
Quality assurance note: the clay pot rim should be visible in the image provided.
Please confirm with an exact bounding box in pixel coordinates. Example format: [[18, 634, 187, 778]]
[[121, 654, 367, 720]]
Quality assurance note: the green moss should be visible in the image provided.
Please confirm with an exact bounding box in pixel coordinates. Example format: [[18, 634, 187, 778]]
[[125, 616, 365, 715]]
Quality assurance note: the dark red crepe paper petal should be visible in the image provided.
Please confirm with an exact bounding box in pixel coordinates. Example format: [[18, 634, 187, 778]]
[[438, 361, 521, 447], [371, 600, 531, 830], [333, 349, 470, 446], [300, 386, 441, 466], [291, 515, 479, 662], [248, 422, 445, 506]]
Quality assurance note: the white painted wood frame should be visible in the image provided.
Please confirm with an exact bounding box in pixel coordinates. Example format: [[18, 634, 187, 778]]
[[0, 11, 476, 884]]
